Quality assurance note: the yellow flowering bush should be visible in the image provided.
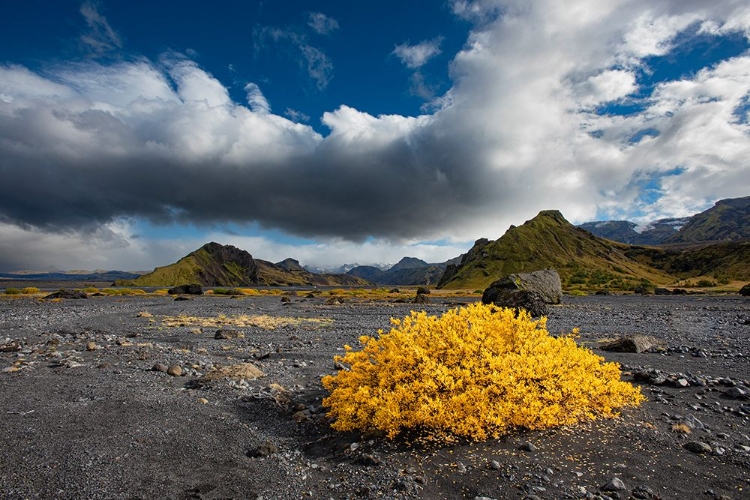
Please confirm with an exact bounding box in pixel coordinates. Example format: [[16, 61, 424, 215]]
[[322, 303, 644, 441]]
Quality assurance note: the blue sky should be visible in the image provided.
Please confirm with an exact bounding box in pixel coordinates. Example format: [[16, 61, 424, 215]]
[[0, 1, 749, 271]]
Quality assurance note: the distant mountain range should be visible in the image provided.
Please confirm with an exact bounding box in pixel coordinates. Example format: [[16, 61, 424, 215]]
[[578, 196, 750, 245], [0, 270, 142, 282], [346, 256, 463, 286], [6, 196, 748, 290]]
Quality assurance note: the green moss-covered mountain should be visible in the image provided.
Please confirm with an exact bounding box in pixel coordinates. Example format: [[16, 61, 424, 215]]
[[664, 196, 750, 243], [438, 211, 673, 290], [116, 243, 369, 287]]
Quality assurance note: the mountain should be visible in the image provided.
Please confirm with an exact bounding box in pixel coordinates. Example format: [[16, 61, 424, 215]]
[[579, 196, 750, 246], [579, 218, 690, 245], [116, 243, 370, 287], [0, 270, 142, 282], [664, 196, 750, 244], [346, 256, 462, 286], [438, 210, 672, 290]]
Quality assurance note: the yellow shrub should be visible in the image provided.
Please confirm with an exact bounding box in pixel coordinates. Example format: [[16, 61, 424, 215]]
[[20, 287, 41, 294], [322, 303, 644, 441]]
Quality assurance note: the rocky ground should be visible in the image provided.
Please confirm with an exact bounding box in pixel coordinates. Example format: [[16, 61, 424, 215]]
[[0, 292, 748, 500]]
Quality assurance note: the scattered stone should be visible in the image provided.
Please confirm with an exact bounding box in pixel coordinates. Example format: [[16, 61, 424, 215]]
[[292, 411, 309, 423], [85, 342, 97, 351], [482, 269, 562, 304], [167, 365, 182, 377], [683, 441, 712, 454], [600, 335, 665, 353], [326, 297, 343, 305], [672, 288, 688, 295], [214, 329, 244, 340], [519, 441, 537, 452], [739, 283, 750, 296], [174, 296, 191, 301], [152, 363, 168, 373], [354, 453, 382, 466], [247, 441, 278, 458], [416, 286, 430, 295], [632, 485, 654, 499], [722, 387, 749, 400], [44, 289, 88, 300], [654, 288, 671, 295], [167, 284, 203, 295], [198, 398, 209, 405], [413, 293, 429, 304], [601, 477, 627, 491], [489, 460, 502, 470], [0, 340, 22, 352], [280, 296, 291, 303]]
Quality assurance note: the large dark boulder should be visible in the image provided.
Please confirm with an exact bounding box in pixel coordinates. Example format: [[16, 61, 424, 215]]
[[483, 269, 562, 304], [740, 284, 750, 296], [482, 289, 548, 317], [168, 284, 203, 295]]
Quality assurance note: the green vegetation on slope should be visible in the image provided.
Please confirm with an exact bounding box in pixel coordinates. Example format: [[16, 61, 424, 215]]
[[665, 196, 750, 243], [439, 211, 673, 291]]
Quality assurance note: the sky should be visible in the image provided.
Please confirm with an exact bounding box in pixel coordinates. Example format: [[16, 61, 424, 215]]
[[0, 1, 749, 272]]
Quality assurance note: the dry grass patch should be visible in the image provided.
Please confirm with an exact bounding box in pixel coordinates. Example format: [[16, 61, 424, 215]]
[[200, 362, 264, 381], [159, 313, 332, 330]]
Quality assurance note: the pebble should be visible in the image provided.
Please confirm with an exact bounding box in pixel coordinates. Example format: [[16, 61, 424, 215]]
[[632, 485, 654, 499], [167, 365, 182, 377], [152, 363, 168, 373], [247, 441, 278, 458], [86, 342, 97, 351], [519, 441, 537, 452]]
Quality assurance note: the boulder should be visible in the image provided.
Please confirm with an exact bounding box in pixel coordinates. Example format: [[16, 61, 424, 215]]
[[168, 284, 203, 295], [413, 293, 429, 304], [654, 288, 671, 295], [739, 284, 750, 296], [44, 289, 88, 300], [600, 335, 665, 353], [482, 289, 548, 317], [483, 270, 562, 305]]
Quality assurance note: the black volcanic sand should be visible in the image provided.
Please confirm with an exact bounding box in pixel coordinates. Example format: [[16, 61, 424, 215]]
[[0, 294, 749, 499]]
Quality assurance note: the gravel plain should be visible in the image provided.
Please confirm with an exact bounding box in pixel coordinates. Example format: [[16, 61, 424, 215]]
[[0, 291, 749, 499]]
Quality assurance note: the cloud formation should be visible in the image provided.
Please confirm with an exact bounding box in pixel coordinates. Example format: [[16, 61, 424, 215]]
[[307, 12, 339, 35], [392, 37, 444, 69], [2, 0, 750, 270], [79, 1, 122, 56], [255, 27, 334, 89]]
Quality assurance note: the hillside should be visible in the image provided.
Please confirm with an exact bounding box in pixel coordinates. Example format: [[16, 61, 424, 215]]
[[117, 243, 369, 287], [625, 241, 750, 282], [438, 211, 673, 290], [665, 196, 750, 243]]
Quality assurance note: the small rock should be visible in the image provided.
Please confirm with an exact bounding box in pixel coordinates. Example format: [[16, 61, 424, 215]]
[[292, 411, 309, 423], [632, 485, 654, 499], [86, 342, 97, 351], [198, 398, 209, 404], [174, 296, 191, 301], [722, 387, 749, 400], [152, 363, 168, 373], [489, 460, 502, 470], [167, 365, 182, 377], [247, 441, 278, 458], [214, 329, 243, 340], [683, 441, 712, 454], [519, 441, 537, 452], [601, 477, 627, 491], [355, 453, 381, 466]]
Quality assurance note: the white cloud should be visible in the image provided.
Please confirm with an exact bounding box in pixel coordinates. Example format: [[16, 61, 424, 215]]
[[284, 108, 310, 122], [393, 37, 444, 69], [308, 12, 339, 35], [244, 83, 271, 113]]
